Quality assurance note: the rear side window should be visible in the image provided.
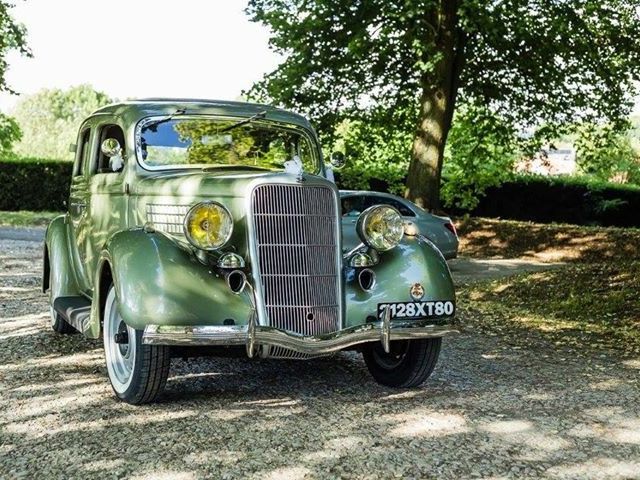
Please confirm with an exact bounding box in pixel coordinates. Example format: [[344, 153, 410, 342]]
[[341, 196, 365, 216], [74, 129, 91, 177]]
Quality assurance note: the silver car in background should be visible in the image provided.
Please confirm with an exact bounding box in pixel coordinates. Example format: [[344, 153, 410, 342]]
[[340, 191, 459, 259]]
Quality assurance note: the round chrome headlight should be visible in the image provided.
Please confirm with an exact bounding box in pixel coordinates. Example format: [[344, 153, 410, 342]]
[[183, 202, 233, 250], [356, 205, 404, 251]]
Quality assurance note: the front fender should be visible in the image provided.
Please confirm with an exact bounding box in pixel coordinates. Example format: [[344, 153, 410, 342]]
[[344, 236, 455, 328], [88, 229, 253, 335], [45, 215, 82, 299]]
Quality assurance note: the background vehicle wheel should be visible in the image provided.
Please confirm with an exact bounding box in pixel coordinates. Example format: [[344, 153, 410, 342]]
[[103, 286, 170, 404], [48, 266, 75, 334], [363, 338, 442, 388]]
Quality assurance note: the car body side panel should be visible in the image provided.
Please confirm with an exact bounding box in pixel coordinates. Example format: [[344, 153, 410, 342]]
[[85, 229, 254, 334], [344, 236, 455, 327], [45, 215, 83, 299]]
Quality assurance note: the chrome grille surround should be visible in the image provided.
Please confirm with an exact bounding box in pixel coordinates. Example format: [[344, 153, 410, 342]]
[[146, 204, 190, 234], [250, 183, 342, 341]]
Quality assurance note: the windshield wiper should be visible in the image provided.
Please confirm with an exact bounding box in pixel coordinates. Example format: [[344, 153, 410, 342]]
[[142, 108, 186, 133], [219, 110, 268, 133]]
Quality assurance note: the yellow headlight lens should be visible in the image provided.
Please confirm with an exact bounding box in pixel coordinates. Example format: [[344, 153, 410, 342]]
[[184, 202, 233, 250], [356, 205, 404, 251]]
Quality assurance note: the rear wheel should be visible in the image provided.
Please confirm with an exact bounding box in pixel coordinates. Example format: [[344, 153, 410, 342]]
[[103, 286, 170, 404], [363, 338, 441, 388]]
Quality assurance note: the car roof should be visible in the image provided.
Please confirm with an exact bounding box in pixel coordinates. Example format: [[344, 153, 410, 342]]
[[339, 190, 404, 200], [339, 190, 451, 220], [87, 98, 314, 131]]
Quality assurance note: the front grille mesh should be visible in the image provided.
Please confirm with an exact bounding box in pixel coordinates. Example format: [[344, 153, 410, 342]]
[[146, 204, 190, 234], [252, 184, 340, 337]]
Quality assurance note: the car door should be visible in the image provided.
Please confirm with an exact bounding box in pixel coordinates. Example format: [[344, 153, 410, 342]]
[[67, 126, 93, 292], [83, 122, 130, 285]]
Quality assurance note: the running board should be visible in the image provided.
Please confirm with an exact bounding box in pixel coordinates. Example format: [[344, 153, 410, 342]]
[[53, 296, 91, 332]]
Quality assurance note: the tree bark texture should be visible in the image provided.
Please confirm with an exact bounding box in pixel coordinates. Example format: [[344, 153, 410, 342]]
[[405, 1, 464, 211]]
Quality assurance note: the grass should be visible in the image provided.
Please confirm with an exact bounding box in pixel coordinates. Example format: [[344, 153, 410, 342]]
[[456, 217, 640, 354], [0, 210, 60, 227]]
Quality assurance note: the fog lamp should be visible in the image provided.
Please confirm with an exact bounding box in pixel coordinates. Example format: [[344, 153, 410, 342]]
[[184, 202, 233, 250]]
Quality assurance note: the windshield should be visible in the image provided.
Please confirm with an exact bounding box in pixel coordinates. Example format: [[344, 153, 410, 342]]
[[136, 117, 318, 172]]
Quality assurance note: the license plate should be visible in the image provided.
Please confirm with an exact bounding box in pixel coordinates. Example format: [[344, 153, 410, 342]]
[[378, 301, 455, 320]]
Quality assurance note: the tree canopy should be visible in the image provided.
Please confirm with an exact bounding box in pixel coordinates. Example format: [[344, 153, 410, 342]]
[[0, 1, 30, 94], [247, 0, 640, 210], [12, 85, 112, 160], [0, 112, 21, 156]]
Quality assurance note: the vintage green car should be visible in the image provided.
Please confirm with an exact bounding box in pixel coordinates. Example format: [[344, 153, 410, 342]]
[[44, 99, 457, 404]]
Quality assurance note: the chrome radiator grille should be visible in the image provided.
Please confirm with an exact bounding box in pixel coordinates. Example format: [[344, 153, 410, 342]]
[[251, 184, 340, 336]]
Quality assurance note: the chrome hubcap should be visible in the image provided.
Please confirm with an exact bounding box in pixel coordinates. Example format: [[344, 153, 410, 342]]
[[104, 289, 136, 393]]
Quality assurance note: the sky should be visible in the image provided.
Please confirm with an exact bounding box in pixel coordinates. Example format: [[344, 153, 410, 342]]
[[0, 0, 282, 112], [1, 1, 639, 116]]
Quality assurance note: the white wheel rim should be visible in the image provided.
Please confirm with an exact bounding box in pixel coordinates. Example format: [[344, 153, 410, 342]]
[[104, 288, 136, 394]]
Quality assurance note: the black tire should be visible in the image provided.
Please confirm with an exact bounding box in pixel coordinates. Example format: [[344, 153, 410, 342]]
[[103, 286, 170, 404], [50, 307, 76, 334], [363, 338, 442, 388]]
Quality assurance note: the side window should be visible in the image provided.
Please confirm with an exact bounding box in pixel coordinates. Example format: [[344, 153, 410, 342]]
[[95, 124, 126, 174], [341, 196, 364, 217], [73, 128, 91, 177], [363, 196, 416, 217]]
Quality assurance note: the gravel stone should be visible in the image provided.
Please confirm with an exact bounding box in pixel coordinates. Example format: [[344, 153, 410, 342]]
[[1, 237, 640, 479]]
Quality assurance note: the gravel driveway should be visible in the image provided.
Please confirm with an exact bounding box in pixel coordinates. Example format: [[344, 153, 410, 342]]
[[1, 237, 639, 480]]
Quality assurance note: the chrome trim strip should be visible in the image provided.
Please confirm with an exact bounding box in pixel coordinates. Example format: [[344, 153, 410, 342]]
[[142, 320, 459, 354]]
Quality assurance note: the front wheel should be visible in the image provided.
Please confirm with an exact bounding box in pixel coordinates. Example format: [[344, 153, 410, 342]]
[[363, 338, 442, 388], [103, 286, 170, 404]]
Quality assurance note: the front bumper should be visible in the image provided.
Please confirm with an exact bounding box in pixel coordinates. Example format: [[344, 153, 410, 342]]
[[142, 313, 459, 356]]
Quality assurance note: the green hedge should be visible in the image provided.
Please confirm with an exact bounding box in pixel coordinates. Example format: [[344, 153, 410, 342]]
[[0, 158, 71, 211], [470, 175, 640, 228]]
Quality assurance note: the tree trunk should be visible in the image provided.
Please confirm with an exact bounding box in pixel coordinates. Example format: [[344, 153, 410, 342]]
[[404, 2, 463, 212]]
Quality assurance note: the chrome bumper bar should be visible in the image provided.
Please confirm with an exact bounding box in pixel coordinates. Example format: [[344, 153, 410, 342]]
[[142, 315, 459, 356]]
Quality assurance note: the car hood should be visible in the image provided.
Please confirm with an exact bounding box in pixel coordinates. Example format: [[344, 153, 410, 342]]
[[133, 169, 292, 198]]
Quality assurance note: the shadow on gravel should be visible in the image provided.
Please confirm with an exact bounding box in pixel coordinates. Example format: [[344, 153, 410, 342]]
[[2, 241, 640, 479], [3, 313, 640, 480]]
